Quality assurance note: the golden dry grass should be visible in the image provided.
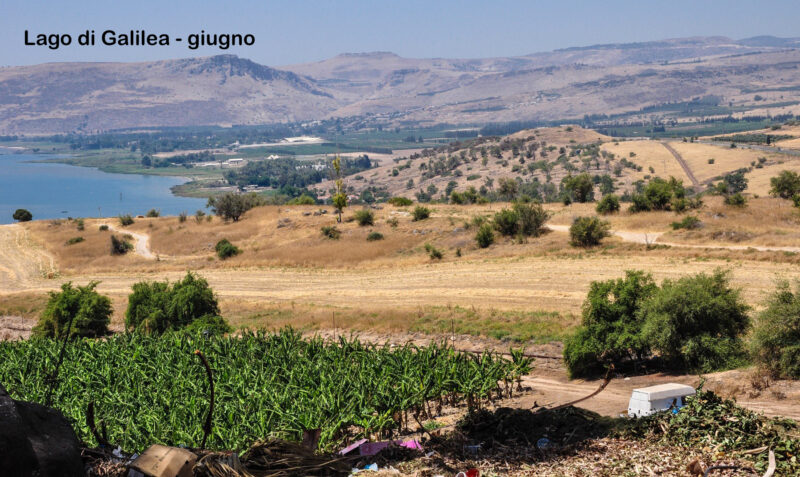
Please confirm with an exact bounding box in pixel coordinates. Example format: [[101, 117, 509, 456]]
[[666, 141, 784, 183], [600, 140, 691, 183], [746, 160, 800, 195]]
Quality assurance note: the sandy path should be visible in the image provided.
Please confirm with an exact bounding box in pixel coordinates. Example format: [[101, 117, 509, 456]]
[[661, 141, 700, 188], [0, 225, 56, 291], [101, 224, 156, 259]]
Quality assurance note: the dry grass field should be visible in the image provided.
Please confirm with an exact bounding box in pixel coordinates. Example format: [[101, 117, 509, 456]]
[[3, 195, 800, 344], [600, 140, 691, 184], [665, 141, 779, 183]]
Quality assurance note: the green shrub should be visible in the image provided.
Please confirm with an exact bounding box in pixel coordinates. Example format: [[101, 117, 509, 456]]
[[12, 209, 32, 222], [215, 239, 241, 259], [75, 218, 85, 231], [125, 272, 220, 334], [388, 197, 413, 206], [751, 280, 800, 379], [569, 216, 611, 247], [207, 192, 265, 222], [724, 192, 747, 207], [33, 282, 111, 339], [183, 315, 232, 336], [110, 235, 132, 255], [321, 225, 341, 240], [639, 269, 750, 372], [178, 211, 188, 223], [195, 210, 206, 223], [424, 243, 443, 260], [287, 194, 316, 205], [65, 236, 85, 245], [628, 177, 686, 212], [99, 224, 109, 231], [475, 223, 494, 248], [563, 271, 657, 378], [671, 215, 701, 230], [119, 214, 135, 226], [387, 217, 399, 228], [493, 208, 519, 236], [412, 206, 431, 221], [596, 195, 620, 215], [146, 209, 160, 218], [354, 209, 375, 226], [769, 170, 800, 199], [513, 202, 550, 237], [366, 231, 384, 241]]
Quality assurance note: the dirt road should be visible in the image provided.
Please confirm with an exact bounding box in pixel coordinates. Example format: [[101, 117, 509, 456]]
[[661, 141, 701, 188], [102, 224, 156, 259]]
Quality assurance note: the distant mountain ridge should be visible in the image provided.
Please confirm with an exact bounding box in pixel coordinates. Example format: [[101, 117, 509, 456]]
[[1, 35, 799, 134]]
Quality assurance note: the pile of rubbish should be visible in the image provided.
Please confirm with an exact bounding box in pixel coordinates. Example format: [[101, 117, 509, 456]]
[[621, 387, 800, 473]]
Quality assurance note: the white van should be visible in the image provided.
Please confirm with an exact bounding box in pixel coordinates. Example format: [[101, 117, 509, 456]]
[[627, 383, 696, 417]]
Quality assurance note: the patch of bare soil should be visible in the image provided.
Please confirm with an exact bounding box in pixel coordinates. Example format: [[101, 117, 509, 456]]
[[0, 315, 33, 340]]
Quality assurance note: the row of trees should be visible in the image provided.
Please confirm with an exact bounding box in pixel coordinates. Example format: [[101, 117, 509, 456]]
[[33, 272, 230, 339], [564, 269, 800, 380]]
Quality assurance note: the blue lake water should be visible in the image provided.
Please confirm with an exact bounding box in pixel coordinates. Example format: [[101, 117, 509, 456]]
[[0, 152, 208, 224]]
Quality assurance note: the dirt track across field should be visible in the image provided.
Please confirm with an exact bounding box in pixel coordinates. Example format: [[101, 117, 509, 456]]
[[0, 225, 56, 291]]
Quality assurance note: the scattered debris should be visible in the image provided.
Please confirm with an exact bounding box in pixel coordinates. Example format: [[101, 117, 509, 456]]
[[128, 445, 196, 477]]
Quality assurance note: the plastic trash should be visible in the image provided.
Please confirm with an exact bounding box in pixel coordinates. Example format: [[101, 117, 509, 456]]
[[537, 437, 553, 450]]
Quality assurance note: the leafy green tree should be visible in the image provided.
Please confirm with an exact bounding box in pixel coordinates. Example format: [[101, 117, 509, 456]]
[[125, 272, 220, 334], [497, 178, 518, 201], [596, 195, 620, 215], [563, 271, 658, 377], [716, 171, 748, 195], [640, 270, 750, 372], [287, 194, 316, 205], [12, 209, 32, 222], [751, 280, 800, 378], [569, 216, 611, 247], [769, 170, 800, 199], [33, 282, 111, 338], [332, 155, 347, 223], [629, 177, 686, 212], [207, 192, 264, 222], [562, 173, 595, 203], [141, 155, 152, 168]]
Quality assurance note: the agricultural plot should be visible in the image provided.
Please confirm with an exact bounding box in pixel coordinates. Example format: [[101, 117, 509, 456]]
[[0, 329, 530, 452]]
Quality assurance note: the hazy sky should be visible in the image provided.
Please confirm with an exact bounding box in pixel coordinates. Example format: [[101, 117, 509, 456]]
[[2, 0, 799, 66]]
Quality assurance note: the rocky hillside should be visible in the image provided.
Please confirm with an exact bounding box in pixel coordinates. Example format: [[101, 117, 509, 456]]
[[2, 36, 800, 134]]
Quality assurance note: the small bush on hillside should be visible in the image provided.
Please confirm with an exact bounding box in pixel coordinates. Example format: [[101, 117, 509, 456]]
[[287, 194, 316, 205], [628, 177, 687, 213], [563, 271, 658, 378], [321, 225, 341, 240], [475, 223, 494, 248], [354, 209, 375, 226], [183, 315, 232, 336], [493, 208, 519, 236], [33, 281, 111, 339], [12, 209, 32, 222], [671, 215, 701, 230], [125, 272, 219, 334], [640, 269, 750, 372], [65, 236, 84, 245], [412, 206, 431, 221], [514, 202, 550, 237], [179, 211, 188, 223], [75, 218, 85, 231], [569, 216, 611, 247], [724, 192, 748, 207], [388, 197, 413, 206], [424, 243, 443, 260], [596, 195, 621, 215], [195, 210, 206, 223], [146, 209, 160, 218], [366, 231, 384, 241], [110, 235, 132, 255], [751, 280, 800, 379], [387, 217, 399, 228], [119, 214, 135, 226], [99, 224, 109, 231], [215, 238, 241, 260]]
